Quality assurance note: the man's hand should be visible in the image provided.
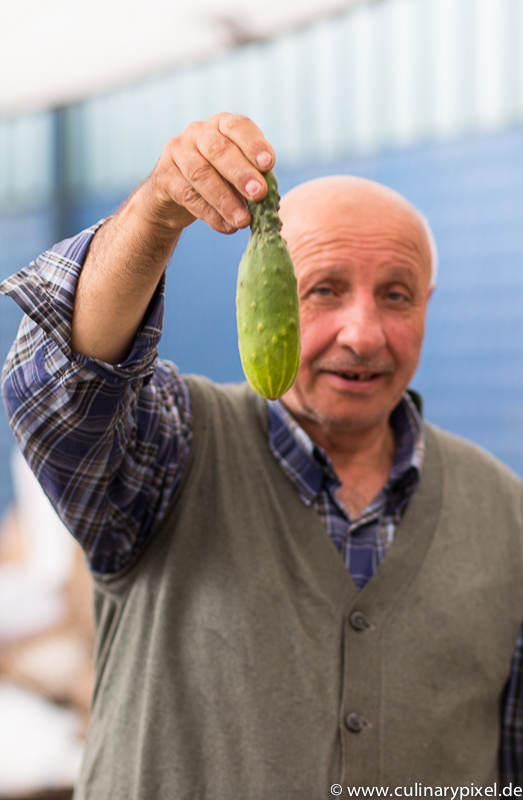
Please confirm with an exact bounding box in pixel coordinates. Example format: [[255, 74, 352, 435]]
[[71, 114, 275, 365], [140, 113, 275, 235]]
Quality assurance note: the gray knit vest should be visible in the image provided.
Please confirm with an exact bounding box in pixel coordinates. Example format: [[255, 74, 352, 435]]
[[75, 376, 523, 799]]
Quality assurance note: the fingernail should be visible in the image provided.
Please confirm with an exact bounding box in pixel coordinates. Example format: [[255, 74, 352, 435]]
[[246, 179, 262, 197], [256, 151, 272, 169], [234, 208, 250, 227]]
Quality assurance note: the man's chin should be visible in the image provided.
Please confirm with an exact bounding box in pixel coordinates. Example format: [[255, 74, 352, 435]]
[[281, 379, 404, 436]]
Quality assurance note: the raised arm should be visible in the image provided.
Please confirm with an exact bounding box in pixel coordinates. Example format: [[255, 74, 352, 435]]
[[1, 113, 275, 574], [71, 112, 275, 364]]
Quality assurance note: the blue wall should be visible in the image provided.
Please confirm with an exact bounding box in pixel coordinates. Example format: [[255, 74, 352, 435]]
[[1, 125, 523, 519]]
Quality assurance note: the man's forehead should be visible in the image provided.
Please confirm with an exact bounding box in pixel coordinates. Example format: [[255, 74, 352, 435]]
[[280, 175, 417, 225], [279, 175, 433, 286]]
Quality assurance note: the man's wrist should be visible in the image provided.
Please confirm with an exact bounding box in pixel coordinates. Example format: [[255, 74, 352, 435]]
[[128, 174, 195, 244]]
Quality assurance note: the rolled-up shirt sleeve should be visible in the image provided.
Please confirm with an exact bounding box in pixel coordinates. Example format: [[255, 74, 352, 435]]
[[0, 221, 192, 575]]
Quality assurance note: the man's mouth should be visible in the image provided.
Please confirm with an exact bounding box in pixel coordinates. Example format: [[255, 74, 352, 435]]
[[334, 371, 381, 382]]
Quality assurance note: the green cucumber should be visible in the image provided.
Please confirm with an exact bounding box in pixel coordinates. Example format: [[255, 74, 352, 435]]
[[236, 170, 300, 399]]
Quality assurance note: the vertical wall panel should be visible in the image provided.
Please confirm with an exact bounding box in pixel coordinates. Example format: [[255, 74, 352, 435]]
[[146, 75, 174, 159], [389, 0, 419, 147], [61, 104, 85, 194], [289, 27, 319, 162], [412, 0, 436, 143], [84, 96, 111, 193], [272, 35, 304, 163], [371, 0, 395, 151], [232, 45, 270, 136], [0, 112, 53, 206], [160, 71, 193, 144], [0, 121, 12, 201], [350, 3, 379, 153], [431, 0, 462, 138], [175, 64, 210, 130], [453, 0, 476, 134], [308, 18, 339, 161], [475, 0, 509, 129], [135, 82, 163, 179], [207, 51, 245, 118], [333, 11, 360, 157], [112, 87, 142, 187], [505, 0, 523, 121], [11, 118, 37, 199]]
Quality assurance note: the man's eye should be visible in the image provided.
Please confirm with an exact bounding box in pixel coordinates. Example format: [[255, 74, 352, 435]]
[[387, 291, 408, 303], [312, 286, 333, 296]]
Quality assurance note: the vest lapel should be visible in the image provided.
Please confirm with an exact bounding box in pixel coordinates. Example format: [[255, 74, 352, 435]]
[[352, 423, 443, 619]]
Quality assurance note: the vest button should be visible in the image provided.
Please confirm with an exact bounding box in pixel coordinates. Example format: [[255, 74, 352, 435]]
[[350, 611, 368, 631], [345, 712, 364, 733]]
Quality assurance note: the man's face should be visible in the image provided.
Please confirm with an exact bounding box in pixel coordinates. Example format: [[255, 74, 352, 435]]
[[280, 177, 433, 439]]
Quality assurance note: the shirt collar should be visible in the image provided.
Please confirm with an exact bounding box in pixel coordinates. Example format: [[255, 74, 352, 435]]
[[268, 391, 425, 510]]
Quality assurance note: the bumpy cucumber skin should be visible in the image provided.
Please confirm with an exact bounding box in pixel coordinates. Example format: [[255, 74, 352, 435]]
[[236, 170, 300, 400]]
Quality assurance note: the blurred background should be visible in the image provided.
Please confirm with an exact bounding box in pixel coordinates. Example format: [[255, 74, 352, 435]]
[[1, 0, 523, 795]]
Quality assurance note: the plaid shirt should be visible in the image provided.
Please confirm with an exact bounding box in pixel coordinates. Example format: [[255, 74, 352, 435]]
[[268, 394, 423, 590], [1, 224, 522, 784]]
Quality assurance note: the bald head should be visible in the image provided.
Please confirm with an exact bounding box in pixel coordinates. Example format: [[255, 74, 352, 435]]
[[279, 176, 436, 289]]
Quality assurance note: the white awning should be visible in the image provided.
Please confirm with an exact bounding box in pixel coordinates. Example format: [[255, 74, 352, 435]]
[[0, 0, 365, 116]]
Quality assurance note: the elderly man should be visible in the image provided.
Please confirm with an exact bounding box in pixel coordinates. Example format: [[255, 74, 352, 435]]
[[2, 114, 523, 798]]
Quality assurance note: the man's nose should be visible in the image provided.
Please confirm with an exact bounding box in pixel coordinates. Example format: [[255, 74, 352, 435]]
[[335, 298, 386, 357]]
